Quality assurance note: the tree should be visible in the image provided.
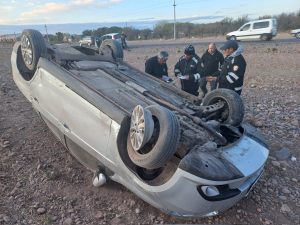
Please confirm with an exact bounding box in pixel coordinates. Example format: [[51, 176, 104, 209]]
[[55, 32, 64, 42]]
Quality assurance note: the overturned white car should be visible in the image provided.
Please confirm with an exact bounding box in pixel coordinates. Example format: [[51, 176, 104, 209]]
[[11, 29, 269, 218]]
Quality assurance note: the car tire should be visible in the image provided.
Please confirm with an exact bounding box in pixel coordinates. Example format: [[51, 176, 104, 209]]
[[20, 29, 47, 76], [99, 39, 123, 62], [261, 34, 269, 41], [296, 32, 300, 39], [202, 88, 244, 126], [229, 36, 236, 41], [127, 105, 180, 169]]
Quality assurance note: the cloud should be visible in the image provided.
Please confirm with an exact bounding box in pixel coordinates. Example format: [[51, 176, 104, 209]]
[[19, 0, 122, 20]]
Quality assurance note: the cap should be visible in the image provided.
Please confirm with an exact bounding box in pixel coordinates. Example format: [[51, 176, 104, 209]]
[[220, 40, 238, 50], [157, 51, 169, 60], [184, 44, 195, 55]]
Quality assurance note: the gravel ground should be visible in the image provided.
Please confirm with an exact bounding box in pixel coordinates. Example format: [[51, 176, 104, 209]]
[[0, 38, 299, 225]]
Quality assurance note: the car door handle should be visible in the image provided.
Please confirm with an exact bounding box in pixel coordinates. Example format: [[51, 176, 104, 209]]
[[63, 123, 71, 132]]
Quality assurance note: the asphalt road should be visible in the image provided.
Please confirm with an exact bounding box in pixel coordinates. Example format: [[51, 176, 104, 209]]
[[128, 37, 299, 49]]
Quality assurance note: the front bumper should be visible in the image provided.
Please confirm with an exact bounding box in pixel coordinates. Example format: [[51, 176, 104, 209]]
[[146, 129, 269, 217], [152, 166, 264, 217]]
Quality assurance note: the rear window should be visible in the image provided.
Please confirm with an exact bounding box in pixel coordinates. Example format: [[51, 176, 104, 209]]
[[253, 21, 269, 29]]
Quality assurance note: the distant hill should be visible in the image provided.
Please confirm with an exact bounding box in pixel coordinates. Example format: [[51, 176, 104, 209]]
[[0, 16, 223, 35], [0, 22, 150, 36]]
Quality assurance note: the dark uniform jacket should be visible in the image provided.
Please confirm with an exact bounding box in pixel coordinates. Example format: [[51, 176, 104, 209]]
[[216, 47, 246, 95], [174, 54, 204, 96], [145, 56, 168, 79], [201, 50, 224, 77]]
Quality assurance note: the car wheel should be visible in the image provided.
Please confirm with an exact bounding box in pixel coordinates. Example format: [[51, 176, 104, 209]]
[[229, 36, 236, 41], [99, 39, 123, 62], [202, 89, 244, 126], [20, 29, 47, 75], [261, 34, 269, 41], [296, 32, 300, 39], [127, 105, 180, 169], [129, 105, 154, 151]]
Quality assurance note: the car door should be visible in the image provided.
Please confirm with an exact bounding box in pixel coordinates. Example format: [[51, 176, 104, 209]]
[[30, 67, 112, 162], [237, 23, 251, 40], [252, 21, 270, 37]]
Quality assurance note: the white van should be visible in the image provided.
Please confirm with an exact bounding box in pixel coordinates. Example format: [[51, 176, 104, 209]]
[[226, 19, 277, 41]]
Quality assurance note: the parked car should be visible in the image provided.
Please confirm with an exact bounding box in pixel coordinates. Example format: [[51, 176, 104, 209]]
[[11, 29, 269, 218], [79, 36, 95, 46], [226, 18, 277, 41], [95, 33, 122, 48], [291, 28, 300, 39]]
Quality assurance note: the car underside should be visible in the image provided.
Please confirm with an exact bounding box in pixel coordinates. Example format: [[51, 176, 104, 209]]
[[11, 29, 269, 217]]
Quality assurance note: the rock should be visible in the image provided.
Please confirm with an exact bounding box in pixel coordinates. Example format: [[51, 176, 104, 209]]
[[63, 217, 73, 225], [280, 204, 291, 213], [94, 211, 104, 219], [135, 208, 140, 214], [262, 218, 273, 225], [291, 156, 296, 161], [291, 118, 299, 127], [0, 139, 10, 148], [254, 120, 264, 127], [282, 188, 291, 194], [279, 196, 287, 201], [250, 84, 256, 88], [51, 216, 58, 221], [3, 216, 10, 222], [257, 208, 262, 212], [274, 148, 291, 160], [37, 208, 46, 215], [270, 178, 278, 185], [291, 178, 297, 182], [110, 217, 123, 224], [129, 200, 136, 208], [271, 161, 280, 167]]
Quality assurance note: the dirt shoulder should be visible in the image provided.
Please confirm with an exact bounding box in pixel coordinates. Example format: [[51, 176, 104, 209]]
[[1, 40, 300, 225]]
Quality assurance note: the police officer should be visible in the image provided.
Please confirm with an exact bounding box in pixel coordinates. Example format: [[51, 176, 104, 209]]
[[208, 40, 246, 95], [145, 51, 169, 79], [174, 45, 204, 96]]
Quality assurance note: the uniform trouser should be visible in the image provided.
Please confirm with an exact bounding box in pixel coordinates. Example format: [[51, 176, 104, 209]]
[[199, 77, 217, 95]]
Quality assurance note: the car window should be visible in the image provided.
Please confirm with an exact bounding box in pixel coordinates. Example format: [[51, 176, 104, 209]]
[[253, 21, 269, 29], [240, 24, 250, 31]]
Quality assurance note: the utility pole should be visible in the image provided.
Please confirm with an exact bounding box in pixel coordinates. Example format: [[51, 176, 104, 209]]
[[44, 24, 49, 43], [173, 0, 176, 40]]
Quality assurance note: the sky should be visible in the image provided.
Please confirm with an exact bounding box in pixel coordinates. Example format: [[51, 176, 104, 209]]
[[0, 0, 299, 26]]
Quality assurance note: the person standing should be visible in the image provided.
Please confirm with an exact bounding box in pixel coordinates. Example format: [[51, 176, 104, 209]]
[[207, 40, 246, 95], [145, 51, 170, 80], [200, 43, 224, 96], [121, 32, 127, 49], [174, 45, 204, 96]]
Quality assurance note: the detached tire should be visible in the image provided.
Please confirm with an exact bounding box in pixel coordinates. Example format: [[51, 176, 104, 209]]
[[127, 105, 180, 169], [20, 29, 47, 75], [99, 39, 123, 62], [202, 88, 244, 126]]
